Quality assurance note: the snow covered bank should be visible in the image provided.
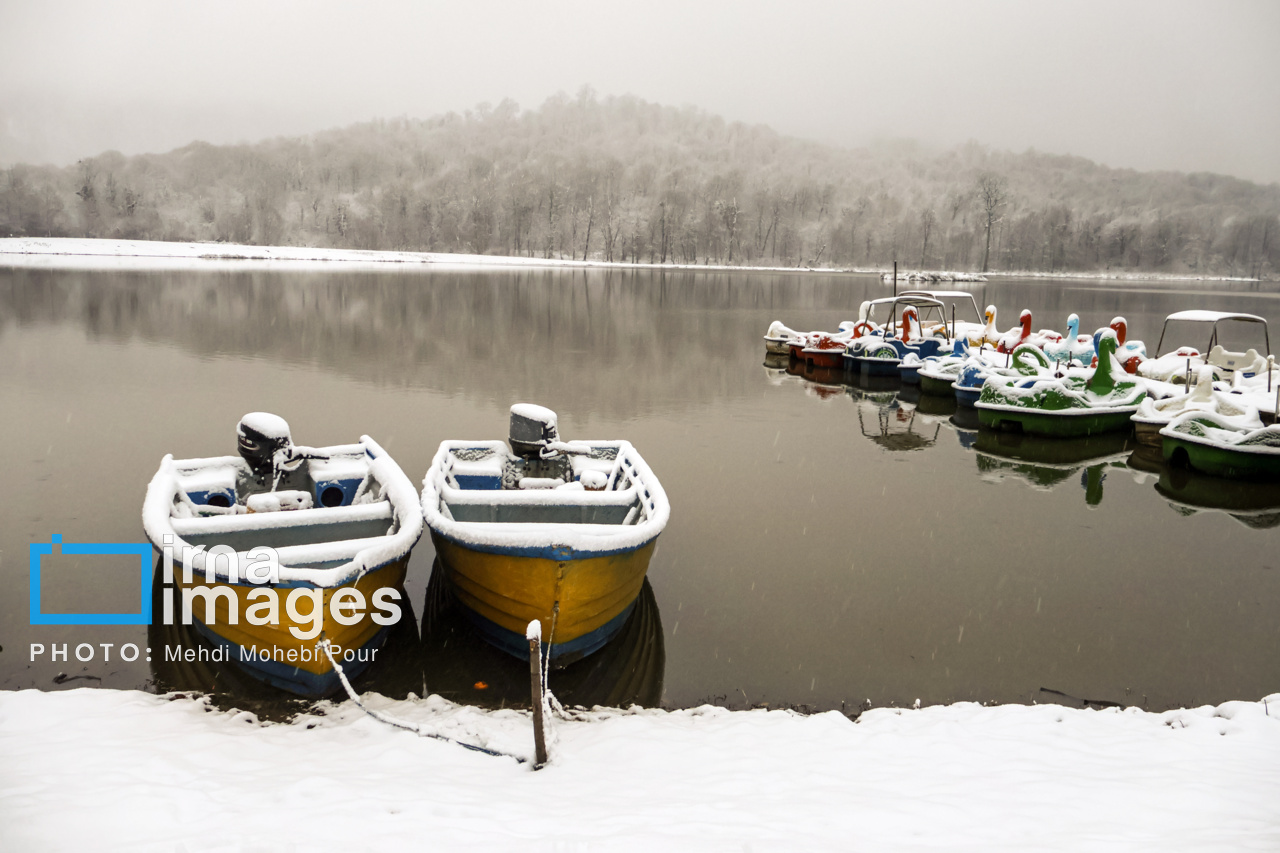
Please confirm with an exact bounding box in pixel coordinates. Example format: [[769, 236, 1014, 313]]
[[3, 688, 1278, 851], [0, 237, 875, 275], [5, 237, 1253, 282]]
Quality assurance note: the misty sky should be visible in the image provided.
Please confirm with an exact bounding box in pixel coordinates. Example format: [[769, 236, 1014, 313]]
[[2, 0, 1277, 183]]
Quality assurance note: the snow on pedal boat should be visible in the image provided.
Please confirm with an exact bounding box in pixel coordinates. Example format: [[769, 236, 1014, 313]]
[[420, 404, 671, 666], [1160, 410, 1280, 481], [1138, 310, 1272, 385], [141, 413, 424, 697], [1131, 366, 1263, 447], [975, 333, 1147, 437]]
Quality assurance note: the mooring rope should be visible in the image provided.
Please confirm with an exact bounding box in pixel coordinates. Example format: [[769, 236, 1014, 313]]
[[542, 603, 569, 721], [318, 639, 525, 763]]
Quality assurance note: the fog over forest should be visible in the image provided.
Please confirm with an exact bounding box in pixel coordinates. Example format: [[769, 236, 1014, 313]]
[[3, 92, 1278, 278], [2, 2, 1277, 277]]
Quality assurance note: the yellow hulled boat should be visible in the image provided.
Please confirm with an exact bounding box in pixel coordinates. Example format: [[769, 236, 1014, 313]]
[[420, 405, 670, 665], [142, 413, 424, 696]]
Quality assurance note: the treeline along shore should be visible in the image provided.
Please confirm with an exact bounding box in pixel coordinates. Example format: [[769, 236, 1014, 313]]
[[2, 91, 1278, 278]]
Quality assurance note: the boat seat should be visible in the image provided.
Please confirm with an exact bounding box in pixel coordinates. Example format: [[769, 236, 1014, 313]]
[[440, 483, 641, 525], [171, 501, 395, 551], [1207, 345, 1264, 375]]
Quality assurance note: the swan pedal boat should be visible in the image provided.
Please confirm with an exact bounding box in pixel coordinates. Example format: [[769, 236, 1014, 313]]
[[421, 405, 670, 666], [845, 295, 953, 378], [975, 333, 1147, 437], [1160, 410, 1280, 481], [141, 414, 424, 696]]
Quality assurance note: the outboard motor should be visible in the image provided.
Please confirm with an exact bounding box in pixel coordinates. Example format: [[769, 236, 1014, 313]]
[[504, 404, 573, 488], [509, 404, 561, 460], [237, 412, 293, 478], [235, 412, 313, 499]]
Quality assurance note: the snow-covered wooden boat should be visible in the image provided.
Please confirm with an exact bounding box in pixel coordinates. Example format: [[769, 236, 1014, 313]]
[[975, 333, 1146, 437], [1160, 410, 1280, 481], [141, 413, 424, 696], [420, 405, 670, 666]]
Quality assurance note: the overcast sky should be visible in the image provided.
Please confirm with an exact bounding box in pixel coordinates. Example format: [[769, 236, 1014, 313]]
[[2, 0, 1277, 183]]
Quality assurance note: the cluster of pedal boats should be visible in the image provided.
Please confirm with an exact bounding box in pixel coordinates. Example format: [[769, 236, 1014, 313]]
[[765, 293, 1279, 482], [142, 405, 670, 698]]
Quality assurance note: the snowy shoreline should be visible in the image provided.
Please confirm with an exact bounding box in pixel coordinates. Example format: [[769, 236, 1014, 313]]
[[2, 687, 1278, 850], [0, 237, 1264, 283]]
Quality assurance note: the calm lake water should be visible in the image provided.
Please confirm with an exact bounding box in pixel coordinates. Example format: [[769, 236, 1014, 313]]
[[2, 264, 1278, 714]]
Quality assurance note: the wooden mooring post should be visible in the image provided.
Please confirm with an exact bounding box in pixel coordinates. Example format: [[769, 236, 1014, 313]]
[[527, 620, 548, 768]]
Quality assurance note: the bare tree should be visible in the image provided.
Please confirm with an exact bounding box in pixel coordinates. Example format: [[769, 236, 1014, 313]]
[[918, 207, 936, 269], [975, 172, 1008, 272]]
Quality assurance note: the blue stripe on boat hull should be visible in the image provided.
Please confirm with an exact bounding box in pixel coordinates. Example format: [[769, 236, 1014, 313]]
[[458, 598, 638, 666]]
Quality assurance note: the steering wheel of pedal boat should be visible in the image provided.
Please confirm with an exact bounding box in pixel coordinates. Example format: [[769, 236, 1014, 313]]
[[853, 321, 876, 339]]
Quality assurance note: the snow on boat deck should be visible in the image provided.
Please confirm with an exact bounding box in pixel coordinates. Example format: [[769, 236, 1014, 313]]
[[2, 688, 1278, 851]]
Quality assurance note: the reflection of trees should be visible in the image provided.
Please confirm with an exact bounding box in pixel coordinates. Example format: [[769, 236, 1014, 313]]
[[1, 267, 876, 418]]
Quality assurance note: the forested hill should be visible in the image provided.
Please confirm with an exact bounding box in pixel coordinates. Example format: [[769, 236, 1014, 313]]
[[2, 92, 1277, 278]]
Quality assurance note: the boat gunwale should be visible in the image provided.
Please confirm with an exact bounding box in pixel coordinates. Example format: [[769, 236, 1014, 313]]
[[421, 438, 671, 556], [142, 435, 424, 588]]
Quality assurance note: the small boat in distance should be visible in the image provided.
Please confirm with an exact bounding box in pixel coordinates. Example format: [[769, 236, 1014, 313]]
[[421, 404, 670, 665], [141, 413, 424, 696]]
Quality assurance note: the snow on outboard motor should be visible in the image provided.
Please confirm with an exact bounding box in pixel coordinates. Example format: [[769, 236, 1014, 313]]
[[235, 412, 316, 504], [503, 403, 576, 489]]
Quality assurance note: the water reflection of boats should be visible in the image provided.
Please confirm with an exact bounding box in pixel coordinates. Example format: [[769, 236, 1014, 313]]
[[856, 400, 941, 452], [974, 429, 1135, 504], [950, 406, 982, 433], [846, 371, 901, 397], [783, 359, 847, 399], [420, 564, 664, 710], [915, 391, 957, 417], [763, 353, 789, 371], [1152, 457, 1280, 530], [148, 568, 424, 718]]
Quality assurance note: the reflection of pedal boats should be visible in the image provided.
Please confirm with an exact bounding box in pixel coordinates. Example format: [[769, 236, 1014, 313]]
[[762, 353, 790, 372], [420, 563, 664, 709], [1154, 463, 1280, 530], [856, 400, 941, 452], [915, 388, 957, 417], [421, 405, 670, 666], [974, 429, 1134, 503], [783, 359, 847, 399], [141, 414, 425, 696], [148, 570, 423, 710]]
